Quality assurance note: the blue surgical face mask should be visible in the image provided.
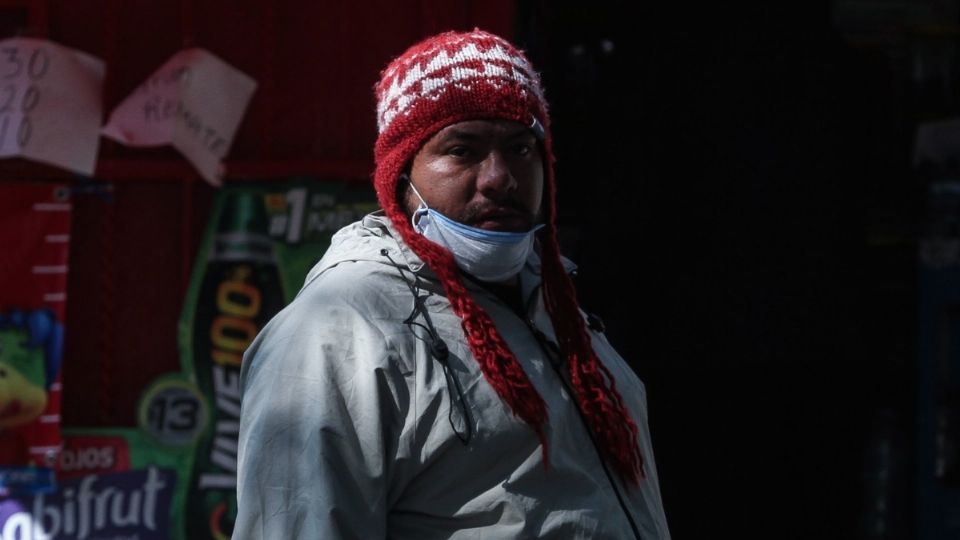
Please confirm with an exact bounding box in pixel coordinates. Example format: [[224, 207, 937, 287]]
[[408, 182, 542, 282]]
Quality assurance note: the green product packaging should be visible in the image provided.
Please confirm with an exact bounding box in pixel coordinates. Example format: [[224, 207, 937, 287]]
[[178, 180, 376, 539]]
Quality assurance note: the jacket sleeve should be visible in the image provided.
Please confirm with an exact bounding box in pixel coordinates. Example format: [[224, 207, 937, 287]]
[[233, 298, 412, 540]]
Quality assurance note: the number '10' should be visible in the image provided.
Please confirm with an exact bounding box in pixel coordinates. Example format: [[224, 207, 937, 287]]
[[0, 113, 32, 147]]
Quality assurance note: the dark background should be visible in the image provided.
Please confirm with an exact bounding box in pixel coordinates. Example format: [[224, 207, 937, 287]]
[[518, 2, 930, 538], [0, 1, 954, 538]]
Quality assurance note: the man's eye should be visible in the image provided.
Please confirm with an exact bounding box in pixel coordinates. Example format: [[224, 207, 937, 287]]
[[448, 146, 470, 157], [513, 144, 531, 156]]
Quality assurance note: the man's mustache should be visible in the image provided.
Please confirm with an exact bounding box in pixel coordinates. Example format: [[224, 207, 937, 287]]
[[462, 199, 534, 225]]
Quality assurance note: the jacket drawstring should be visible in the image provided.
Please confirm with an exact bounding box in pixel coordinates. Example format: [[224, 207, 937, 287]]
[[381, 248, 474, 444]]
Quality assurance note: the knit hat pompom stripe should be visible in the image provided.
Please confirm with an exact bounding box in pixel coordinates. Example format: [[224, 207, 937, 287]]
[[373, 28, 644, 486], [376, 30, 546, 135]]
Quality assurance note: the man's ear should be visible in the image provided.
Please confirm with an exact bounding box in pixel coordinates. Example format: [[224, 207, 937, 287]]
[[396, 172, 413, 215]]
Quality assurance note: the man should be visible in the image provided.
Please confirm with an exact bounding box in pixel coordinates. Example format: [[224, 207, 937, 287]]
[[234, 29, 670, 539]]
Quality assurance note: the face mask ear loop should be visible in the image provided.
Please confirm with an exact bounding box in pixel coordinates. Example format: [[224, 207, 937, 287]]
[[407, 178, 430, 231]]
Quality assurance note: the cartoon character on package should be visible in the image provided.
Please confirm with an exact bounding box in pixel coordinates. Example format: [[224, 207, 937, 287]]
[[0, 308, 63, 460]]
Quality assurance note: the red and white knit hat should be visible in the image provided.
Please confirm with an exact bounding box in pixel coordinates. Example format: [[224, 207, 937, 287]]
[[373, 29, 644, 485]]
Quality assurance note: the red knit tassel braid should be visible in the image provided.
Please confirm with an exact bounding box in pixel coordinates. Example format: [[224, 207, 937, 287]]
[[373, 29, 644, 485]]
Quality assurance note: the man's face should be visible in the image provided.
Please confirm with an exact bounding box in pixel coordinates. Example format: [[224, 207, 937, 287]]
[[405, 119, 544, 232]]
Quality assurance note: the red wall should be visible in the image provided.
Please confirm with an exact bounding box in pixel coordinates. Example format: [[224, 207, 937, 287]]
[[0, 0, 513, 427]]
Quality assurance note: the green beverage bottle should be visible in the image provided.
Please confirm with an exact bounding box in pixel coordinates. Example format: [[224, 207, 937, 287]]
[[180, 188, 286, 540]]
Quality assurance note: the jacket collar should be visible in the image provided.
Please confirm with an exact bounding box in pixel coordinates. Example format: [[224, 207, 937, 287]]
[[362, 211, 576, 297]]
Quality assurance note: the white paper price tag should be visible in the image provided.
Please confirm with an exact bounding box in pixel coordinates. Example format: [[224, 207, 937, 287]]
[[0, 38, 105, 175], [102, 48, 257, 186]]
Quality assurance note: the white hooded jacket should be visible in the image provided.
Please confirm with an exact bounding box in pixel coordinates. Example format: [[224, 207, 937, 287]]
[[233, 212, 671, 539]]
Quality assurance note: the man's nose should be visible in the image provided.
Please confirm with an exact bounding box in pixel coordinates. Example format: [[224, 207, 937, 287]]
[[477, 151, 517, 196]]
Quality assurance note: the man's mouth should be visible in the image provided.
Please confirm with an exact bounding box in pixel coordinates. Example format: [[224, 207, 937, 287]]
[[470, 207, 531, 232]]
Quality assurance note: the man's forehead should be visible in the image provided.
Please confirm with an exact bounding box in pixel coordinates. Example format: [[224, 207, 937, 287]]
[[432, 119, 534, 141]]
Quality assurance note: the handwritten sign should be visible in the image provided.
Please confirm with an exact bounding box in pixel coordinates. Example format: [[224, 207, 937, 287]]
[[102, 48, 257, 186], [0, 38, 104, 175]]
